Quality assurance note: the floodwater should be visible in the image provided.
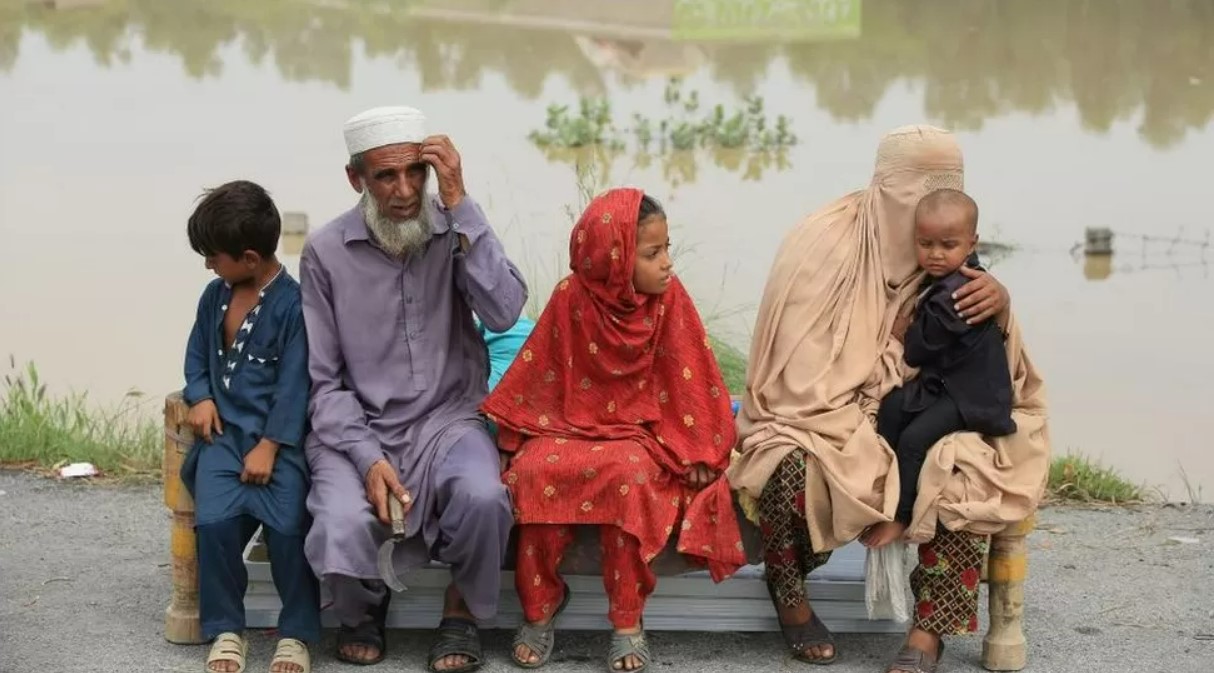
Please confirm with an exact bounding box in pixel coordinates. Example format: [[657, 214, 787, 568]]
[[1, 0, 1212, 499]]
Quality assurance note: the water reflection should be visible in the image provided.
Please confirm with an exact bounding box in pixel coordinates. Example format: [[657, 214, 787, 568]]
[[1076, 228, 1212, 282], [5, 0, 1212, 148], [536, 145, 794, 189]]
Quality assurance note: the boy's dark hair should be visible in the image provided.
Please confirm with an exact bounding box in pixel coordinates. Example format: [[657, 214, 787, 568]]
[[638, 194, 665, 225], [187, 180, 281, 259], [915, 188, 979, 234]]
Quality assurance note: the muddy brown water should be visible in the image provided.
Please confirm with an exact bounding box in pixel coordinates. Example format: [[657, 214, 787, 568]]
[[1, 0, 1212, 498]]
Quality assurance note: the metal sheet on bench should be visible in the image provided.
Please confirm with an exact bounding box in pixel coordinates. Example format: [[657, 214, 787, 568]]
[[241, 535, 904, 633]]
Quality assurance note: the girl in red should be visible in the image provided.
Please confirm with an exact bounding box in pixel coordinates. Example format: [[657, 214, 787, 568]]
[[482, 188, 744, 672]]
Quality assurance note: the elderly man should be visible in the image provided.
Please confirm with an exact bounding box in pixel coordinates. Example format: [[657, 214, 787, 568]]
[[301, 105, 527, 672]]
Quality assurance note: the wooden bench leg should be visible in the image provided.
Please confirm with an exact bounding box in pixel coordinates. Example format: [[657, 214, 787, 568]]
[[164, 393, 204, 644], [982, 516, 1034, 671]]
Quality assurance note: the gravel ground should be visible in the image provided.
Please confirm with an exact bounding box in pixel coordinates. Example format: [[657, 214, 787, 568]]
[[1, 471, 1211, 673]]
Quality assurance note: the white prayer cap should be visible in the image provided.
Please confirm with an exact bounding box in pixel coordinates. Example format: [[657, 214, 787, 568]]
[[343, 106, 427, 156]]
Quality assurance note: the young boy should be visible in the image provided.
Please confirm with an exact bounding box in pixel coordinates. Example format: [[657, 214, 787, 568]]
[[862, 188, 1017, 548], [181, 180, 318, 673]]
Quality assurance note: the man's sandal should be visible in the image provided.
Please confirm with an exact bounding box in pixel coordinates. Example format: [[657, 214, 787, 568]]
[[428, 617, 485, 673], [607, 629, 651, 673], [511, 585, 572, 668], [886, 642, 944, 673], [779, 612, 838, 665], [205, 632, 247, 673], [335, 591, 390, 666], [270, 638, 310, 673]]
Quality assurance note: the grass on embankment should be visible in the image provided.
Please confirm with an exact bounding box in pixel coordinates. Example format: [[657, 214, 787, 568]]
[[1046, 453, 1149, 505], [0, 360, 161, 480], [1, 357, 1152, 504]]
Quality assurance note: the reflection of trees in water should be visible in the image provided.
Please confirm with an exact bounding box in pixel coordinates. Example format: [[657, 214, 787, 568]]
[[5, 0, 1213, 147], [539, 144, 792, 192]]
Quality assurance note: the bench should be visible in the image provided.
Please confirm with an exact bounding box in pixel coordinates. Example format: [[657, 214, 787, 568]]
[[161, 392, 1034, 670]]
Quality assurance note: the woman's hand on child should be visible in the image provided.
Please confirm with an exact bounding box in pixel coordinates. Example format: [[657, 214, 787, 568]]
[[953, 266, 1010, 324], [891, 311, 912, 342], [684, 463, 717, 490], [241, 439, 279, 485], [365, 459, 413, 526], [187, 399, 223, 443]]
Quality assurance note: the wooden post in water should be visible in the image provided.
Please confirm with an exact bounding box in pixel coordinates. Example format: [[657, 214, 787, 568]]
[[163, 392, 204, 644], [982, 515, 1035, 671], [1083, 227, 1114, 255]]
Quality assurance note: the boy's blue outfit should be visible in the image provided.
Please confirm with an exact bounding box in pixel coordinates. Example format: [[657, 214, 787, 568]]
[[181, 268, 320, 643]]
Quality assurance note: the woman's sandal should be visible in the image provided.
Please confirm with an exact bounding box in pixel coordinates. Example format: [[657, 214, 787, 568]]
[[607, 629, 651, 673], [779, 612, 838, 665], [511, 586, 573, 668], [270, 638, 311, 673], [205, 632, 247, 673], [335, 591, 391, 666], [886, 641, 944, 673], [765, 577, 838, 665], [428, 617, 485, 673]]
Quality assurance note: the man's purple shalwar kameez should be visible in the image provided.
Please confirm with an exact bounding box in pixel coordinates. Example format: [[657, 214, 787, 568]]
[[300, 194, 526, 622]]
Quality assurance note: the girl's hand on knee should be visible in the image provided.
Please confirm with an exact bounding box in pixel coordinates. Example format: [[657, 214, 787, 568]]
[[684, 463, 716, 490]]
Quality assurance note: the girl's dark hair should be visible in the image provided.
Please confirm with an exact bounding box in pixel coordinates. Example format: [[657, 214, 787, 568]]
[[638, 194, 665, 225], [187, 180, 281, 259]]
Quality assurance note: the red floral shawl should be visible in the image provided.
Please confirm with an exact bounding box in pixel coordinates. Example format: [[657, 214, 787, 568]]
[[482, 187, 744, 580]]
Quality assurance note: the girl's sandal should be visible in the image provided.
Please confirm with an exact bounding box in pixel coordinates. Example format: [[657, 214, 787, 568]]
[[511, 585, 572, 668], [270, 638, 311, 673], [607, 630, 651, 673], [205, 632, 247, 673]]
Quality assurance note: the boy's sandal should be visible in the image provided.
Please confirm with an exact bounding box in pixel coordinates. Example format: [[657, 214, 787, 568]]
[[886, 642, 944, 673], [335, 591, 390, 666], [270, 638, 310, 673], [607, 630, 651, 673], [205, 632, 247, 673], [428, 617, 485, 673], [779, 612, 838, 665], [511, 585, 572, 668]]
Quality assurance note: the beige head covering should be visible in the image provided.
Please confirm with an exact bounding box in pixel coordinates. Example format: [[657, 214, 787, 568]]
[[727, 125, 1049, 551]]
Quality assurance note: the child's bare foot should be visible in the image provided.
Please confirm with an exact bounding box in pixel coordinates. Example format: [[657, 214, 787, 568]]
[[861, 521, 907, 548]]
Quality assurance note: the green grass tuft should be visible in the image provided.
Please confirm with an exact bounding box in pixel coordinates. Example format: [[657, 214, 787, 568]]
[[1047, 453, 1148, 505], [709, 335, 747, 396], [0, 359, 160, 480]]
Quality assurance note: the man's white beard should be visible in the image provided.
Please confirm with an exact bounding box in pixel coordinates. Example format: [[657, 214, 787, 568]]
[[359, 186, 433, 259]]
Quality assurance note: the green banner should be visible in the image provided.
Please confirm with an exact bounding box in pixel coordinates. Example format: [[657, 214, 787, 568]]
[[673, 0, 861, 42]]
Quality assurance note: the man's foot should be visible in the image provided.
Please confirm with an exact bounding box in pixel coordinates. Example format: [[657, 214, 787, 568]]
[[886, 628, 942, 672], [429, 583, 483, 672], [336, 619, 385, 665], [206, 632, 247, 673], [609, 625, 649, 671], [775, 601, 835, 662], [861, 521, 908, 548], [335, 583, 391, 665]]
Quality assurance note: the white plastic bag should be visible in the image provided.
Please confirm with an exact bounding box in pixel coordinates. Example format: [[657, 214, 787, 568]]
[[865, 542, 915, 622]]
